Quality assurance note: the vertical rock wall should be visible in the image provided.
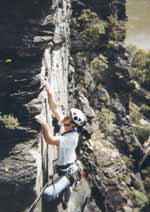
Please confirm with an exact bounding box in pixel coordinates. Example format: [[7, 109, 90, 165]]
[[0, 1, 148, 212], [70, 1, 148, 212], [0, 0, 72, 211]]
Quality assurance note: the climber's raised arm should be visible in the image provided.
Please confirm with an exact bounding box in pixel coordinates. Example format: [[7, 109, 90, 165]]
[[45, 82, 64, 122]]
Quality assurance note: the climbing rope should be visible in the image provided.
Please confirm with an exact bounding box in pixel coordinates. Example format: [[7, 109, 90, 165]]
[[26, 160, 57, 212], [27, 81, 52, 212], [26, 182, 49, 212]]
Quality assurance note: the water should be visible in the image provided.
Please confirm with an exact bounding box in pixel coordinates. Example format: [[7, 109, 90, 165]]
[[125, 0, 150, 49]]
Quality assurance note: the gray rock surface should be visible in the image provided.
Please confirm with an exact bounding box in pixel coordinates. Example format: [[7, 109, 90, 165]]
[[0, 0, 149, 212], [70, 1, 149, 211], [0, 0, 90, 211]]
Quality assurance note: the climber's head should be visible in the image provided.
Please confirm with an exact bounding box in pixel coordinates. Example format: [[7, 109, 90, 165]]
[[62, 108, 86, 129]]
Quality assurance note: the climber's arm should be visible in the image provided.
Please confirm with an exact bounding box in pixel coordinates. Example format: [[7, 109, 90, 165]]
[[46, 82, 64, 122], [42, 122, 60, 145], [35, 114, 60, 145]]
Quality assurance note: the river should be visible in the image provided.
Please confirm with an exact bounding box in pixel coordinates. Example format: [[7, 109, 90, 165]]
[[125, 0, 150, 49]]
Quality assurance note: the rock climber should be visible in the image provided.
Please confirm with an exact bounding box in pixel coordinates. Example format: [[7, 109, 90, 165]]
[[36, 81, 86, 209]]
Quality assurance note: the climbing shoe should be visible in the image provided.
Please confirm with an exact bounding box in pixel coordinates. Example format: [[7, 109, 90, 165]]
[[62, 201, 68, 210]]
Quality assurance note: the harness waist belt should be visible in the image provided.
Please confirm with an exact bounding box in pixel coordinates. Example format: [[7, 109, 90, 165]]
[[57, 163, 74, 170]]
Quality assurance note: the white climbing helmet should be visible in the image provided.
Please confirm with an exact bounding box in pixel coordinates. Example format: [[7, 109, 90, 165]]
[[70, 108, 86, 127]]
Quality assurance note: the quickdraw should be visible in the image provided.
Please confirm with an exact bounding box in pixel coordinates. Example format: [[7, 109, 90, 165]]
[[72, 162, 85, 191]]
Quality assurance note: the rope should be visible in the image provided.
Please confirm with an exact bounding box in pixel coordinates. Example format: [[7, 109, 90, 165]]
[[27, 89, 50, 212], [26, 182, 49, 212], [51, 166, 57, 199], [41, 129, 48, 212], [28, 71, 59, 211], [27, 127, 49, 212], [26, 160, 58, 212], [41, 93, 49, 212]]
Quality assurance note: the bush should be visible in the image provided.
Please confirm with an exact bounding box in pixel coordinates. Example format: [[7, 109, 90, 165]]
[[128, 48, 150, 84], [78, 9, 106, 49], [145, 51, 150, 82], [141, 104, 150, 119], [121, 155, 134, 169], [132, 49, 148, 68], [130, 187, 148, 210], [97, 108, 115, 133], [129, 102, 143, 125], [81, 21, 105, 39], [78, 9, 98, 23], [0, 112, 19, 129], [130, 102, 150, 143], [126, 45, 138, 60], [142, 168, 150, 201], [90, 54, 108, 74], [107, 15, 126, 41], [133, 125, 150, 144]]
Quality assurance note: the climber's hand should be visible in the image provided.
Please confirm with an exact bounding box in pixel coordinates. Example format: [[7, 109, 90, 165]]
[[35, 114, 46, 126]]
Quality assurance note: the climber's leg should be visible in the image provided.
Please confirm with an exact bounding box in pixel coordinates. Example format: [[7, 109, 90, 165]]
[[61, 186, 71, 209], [43, 176, 71, 202], [63, 186, 71, 203]]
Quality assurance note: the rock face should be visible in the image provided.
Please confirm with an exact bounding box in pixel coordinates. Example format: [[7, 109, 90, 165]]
[[0, 0, 149, 212], [0, 0, 71, 211], [70, 0, 149, 212]]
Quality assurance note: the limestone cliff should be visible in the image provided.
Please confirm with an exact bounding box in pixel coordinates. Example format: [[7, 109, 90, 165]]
[[70, 0, 149, 212], [0, 0, 149, 212], [0, 0, 70, 211]]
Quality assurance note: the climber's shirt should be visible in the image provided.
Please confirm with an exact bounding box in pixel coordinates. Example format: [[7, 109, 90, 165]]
[[57, 130, 79, 166]]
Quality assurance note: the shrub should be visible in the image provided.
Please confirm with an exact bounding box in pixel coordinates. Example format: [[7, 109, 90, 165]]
[[97, 108, 115, 133], [141, 104, 150, 119], [81, 21, 105, 38], [130, 103, 150, 144], [90, 54, 108, 74], [126, 45, 138, 61], [130, 187, 148, 210], [142, 168, 150, 201], [107, 15, 126, 41], [78, 9, 106, 49], [78, 9, 97, 23], [129, 102, 143, 125], [0, 112, 19, 129], [75, 51, 87, 65], [133, 126, 150, 144], [128, 49, 150, 84], [132, 49, 148, 68], [121, 155, 134, 169], [129, 67, 147, 84], [145, 51, 150, 81]]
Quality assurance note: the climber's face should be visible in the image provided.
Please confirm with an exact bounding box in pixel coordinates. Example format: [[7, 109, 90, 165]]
[[62, 115, 72, 127]]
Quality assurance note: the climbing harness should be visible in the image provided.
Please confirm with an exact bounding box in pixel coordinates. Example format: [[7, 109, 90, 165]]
[[73, 162, 85, 191], [57, 161, 84, 188]]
